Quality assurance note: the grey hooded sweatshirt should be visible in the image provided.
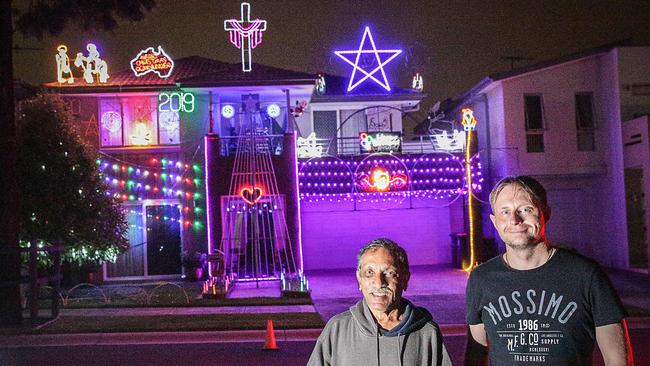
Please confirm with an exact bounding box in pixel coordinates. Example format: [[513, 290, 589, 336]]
[[307, 298, 452, 366]]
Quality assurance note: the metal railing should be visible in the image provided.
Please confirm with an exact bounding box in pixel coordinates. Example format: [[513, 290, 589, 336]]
[[0, 243, 63, 324], [215, 134, 460, 157], [217, 134, 286, 157]]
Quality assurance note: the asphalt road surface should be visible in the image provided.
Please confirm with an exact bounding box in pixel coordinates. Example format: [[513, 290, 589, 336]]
[[1, 329, 648, 366]]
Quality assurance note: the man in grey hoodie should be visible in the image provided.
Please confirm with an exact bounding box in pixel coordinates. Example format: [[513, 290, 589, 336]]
[[307, 238, 452, 366]]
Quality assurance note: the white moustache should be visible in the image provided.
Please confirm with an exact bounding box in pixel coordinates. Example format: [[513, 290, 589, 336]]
[[369, 287, 393, 295]]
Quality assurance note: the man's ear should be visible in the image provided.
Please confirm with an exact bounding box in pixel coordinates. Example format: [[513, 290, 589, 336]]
[[356, 272, 362, 290], [489, 214, 496, 228]]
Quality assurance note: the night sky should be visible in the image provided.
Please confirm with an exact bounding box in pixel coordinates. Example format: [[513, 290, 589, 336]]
[[12, 0, 650, 107]]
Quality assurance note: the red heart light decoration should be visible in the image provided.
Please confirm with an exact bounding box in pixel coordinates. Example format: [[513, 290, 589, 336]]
[[240, 186, 263, 205]]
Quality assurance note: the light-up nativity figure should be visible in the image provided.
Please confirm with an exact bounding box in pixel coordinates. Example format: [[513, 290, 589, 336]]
[[74, 43, 109, 83], [204, 93, 307, 298], [55, 45, 74, 83]]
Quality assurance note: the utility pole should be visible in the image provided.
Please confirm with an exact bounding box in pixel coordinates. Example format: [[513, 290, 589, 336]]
[[0, 0, 23, 325]]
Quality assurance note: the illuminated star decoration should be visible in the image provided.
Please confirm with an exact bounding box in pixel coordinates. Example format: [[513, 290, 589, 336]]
[[334, 27, 402, 92]]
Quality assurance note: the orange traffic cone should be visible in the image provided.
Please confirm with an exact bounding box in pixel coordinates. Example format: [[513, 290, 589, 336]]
[[263, 319, 279, 350]]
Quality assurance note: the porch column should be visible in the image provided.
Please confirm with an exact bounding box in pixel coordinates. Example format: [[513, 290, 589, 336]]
[[204, 133, 221, 275], [276, 132, 303, 273]]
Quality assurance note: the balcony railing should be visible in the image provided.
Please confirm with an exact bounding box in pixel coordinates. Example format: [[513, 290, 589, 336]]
[[215, 134, 462, 157]]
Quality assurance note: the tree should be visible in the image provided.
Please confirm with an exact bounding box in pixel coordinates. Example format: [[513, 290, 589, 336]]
[[1, 0, 155, 325], [18, 94, 129, 267]]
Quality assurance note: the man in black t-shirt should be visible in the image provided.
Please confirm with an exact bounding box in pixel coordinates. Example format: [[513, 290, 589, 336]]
[[466, 176, 632, 365]]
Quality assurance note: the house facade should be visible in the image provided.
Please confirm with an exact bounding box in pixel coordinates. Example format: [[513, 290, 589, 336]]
[[47, 41, 483, 283]]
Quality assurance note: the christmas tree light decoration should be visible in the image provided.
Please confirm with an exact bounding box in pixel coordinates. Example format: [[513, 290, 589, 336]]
[[130, 46, 174, 78], [266, 103, 281, 118], [224, 2, 267, 72], [221, 104, 235, 119], [101, 111, 122, 133], [73, 43, 109, 83], [334, 27, 402, 92], [55, 45, 74, 83]]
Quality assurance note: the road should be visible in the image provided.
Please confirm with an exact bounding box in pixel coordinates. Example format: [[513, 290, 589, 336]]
[[1, 328, 647, 365]]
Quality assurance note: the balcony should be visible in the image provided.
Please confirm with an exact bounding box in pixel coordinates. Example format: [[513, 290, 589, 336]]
[[214, 134, 464, 157]]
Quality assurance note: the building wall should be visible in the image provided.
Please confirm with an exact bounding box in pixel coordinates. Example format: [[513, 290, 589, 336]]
[[617, 47, 650, 122], [500, 57, 607, 176], [309, 102, 408, 137], [66, 91, 212, 279], [301, 202, 453, 270], [623, 115, 650, 267], [480, 53, 628, 267], [590, 49, 628, 267]]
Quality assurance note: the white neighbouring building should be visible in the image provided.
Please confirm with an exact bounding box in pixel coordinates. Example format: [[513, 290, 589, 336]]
[[453, 43, 650, 270]]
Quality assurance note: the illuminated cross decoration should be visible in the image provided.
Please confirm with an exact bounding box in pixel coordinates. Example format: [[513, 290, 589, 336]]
[[224, 2, 267, 72], [335, 27, 402, 92]]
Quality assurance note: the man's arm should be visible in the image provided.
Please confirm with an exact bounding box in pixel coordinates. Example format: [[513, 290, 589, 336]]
[[595, 321, 632, 366], [469, 323, 488, 347]]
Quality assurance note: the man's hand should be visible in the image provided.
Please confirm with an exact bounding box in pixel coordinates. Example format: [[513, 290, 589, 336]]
[[469, 323, 488, 347], [596, 321, 633, 366]]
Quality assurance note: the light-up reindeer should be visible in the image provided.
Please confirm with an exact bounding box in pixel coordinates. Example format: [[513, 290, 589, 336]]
[[74, 43, 109, 83]]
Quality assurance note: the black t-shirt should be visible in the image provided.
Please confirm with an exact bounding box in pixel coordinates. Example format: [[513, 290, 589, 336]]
[[466, 248, 626, 365]]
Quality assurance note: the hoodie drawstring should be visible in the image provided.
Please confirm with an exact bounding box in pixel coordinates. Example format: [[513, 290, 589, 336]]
[[376, 328, 380, 366]]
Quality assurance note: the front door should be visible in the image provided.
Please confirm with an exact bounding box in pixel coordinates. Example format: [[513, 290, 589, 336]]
[[106, 203, 182, 279]]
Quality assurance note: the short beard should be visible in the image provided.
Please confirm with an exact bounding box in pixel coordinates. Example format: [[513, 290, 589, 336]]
[[505, 241, 536, 251], [505, 235, 544, 251]]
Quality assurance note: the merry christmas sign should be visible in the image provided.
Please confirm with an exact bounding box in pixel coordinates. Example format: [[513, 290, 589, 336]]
[[130, 46, 174, 78]]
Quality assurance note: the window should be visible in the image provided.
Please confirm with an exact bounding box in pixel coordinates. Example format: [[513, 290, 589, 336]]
[[67, 98, 81, 115], [99, 96, 180, 148], [313, 111, 338, 154], [340, 109, 368, 155], [575, 93, 595, 151], [524, 95, 545, 153]]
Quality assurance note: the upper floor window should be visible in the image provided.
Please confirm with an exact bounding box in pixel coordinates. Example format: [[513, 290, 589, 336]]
[[575, 93, 595, 151], [99, 95, 180, 148], [524, 95, 545, 153]]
